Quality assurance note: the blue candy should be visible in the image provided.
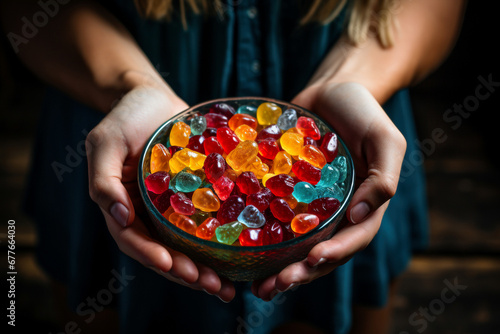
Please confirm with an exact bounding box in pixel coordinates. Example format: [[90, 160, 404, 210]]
[[237, 205, 266, 228]]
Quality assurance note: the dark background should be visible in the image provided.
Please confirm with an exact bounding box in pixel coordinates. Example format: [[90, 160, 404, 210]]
[[1, 1, 499, 333]]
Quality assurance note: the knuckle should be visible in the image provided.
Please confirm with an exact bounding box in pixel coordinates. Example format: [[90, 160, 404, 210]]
[[376, 173, 398, 199]]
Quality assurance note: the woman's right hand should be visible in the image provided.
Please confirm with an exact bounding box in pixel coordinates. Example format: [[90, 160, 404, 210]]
[[85, 85, 235, 302]]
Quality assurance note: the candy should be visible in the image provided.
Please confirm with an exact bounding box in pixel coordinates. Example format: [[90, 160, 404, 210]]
[[236, 171, 261, 195], [258, 138, 280, 160], [228, 113, 258, 131], [152, 189, 175, 214], [316, 184, 344, 201], [209, 103, 235, 119], [202, 127, 217, 138], [280, 132, 304, 156], [298, 145, 327, 169], [262, 222, 283, 245], [276, 108, 297, 130], [205, 113, 228, 128], [246, 188, 274, 212], [169, 121, 191, 147], [212, 175, 234, 201], [145, 171, 170, 194], [257, 102, 282, 126], [319, 132, 338, 162], [192, 188, 221, 212], [170, 192, 196, 215], [196, 217, 221, 240], [217, 127, 240, 154], [262, 173, 275, 186], [237, 105, 257, 117], [296, 116, 321, 140], [168, 145, 183, 156], [266, 174, 295, 197], [216, 221, 243, 245], [217, 195, 246, 225], [292, 160, 321, 185], [174, 171, 202, 192], [190, 209, 212, 225], [203, 152, 226, 183], [242, 156, 269, 179], [150, 143, 171, 173], [186, 135, 205, 154], [292, 182, 317, 204], [239, 228, 263, 246], [190, 115, 207, 136], [169, 212, 197, 235], [237, 205, 266, 228], [307, 197, 341, 220], [316, 164, 340, 188], [270, 198, 295, 222], [169, 148, 206, 173], [226, 140, 259, 171], [291, 213, 320, 234], [234, 124, 258, 141], [203, 136, 225, 155], [256, 124, 282, 141], [332, 156, 347, 183], [273, 151, 293, 175], [303, 136, 317, 147]]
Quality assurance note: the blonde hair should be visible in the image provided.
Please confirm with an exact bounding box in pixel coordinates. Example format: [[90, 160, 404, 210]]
[[134, 0, 397, 47]]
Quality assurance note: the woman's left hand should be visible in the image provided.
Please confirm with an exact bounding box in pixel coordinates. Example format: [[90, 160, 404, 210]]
[[251, 82, 407, 301]]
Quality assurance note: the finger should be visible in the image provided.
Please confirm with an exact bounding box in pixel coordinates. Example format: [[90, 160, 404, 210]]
[[86, 124, 135, 227], [104, 211, 173, 273], [195, 264, 222, 295], [307, 204, 387, 267], [217, 277, 236, 303], [255, 274, 278, 301]]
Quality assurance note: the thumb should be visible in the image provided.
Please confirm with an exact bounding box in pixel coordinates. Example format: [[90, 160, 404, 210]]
[[86, 124, 135, 227]]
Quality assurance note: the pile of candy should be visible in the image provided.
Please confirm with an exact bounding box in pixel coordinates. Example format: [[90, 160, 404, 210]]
[[145, 102, 348, 246]]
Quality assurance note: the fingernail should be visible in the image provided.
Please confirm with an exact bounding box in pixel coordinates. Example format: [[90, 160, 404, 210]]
[[312, 257, 327, 267], [217, 295, 230, 303], [277, 283, 296, 293], [203, 289, 214, 296], [350, 202, 370, 224], [110, 202, 129, 227]]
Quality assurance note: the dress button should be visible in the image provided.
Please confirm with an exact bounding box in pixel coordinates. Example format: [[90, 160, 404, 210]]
[[251, 60, 261, 74], [247, 7, 258, 19]]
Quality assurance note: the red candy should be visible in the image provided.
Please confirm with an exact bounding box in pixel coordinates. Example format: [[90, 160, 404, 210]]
[[217, 195, 246, 225], [236, 171, 261, 195], [202, 127, 217, 138], [217, 127, 240, 154], [196, 217, 221, 240], [262, 221, 283, 245], [258, 138, 280, 160], [307, 197, 341, 220], [205, 113, 228, 128], [291, 160, 321, 185], [296, 116, 321, 140], [203, 152, 226, 183], [152, 189, 175, 214], [319, 132, 338, 163], [270, 198, 295, 222], [213, 175, 235, 201], [186, 135, 205, 154], [265, 174, 295, 197], [168, 145, 183, 156], [209, 103, 235, 119], [256, 124, 282, 141], [203, 136, 225, 155], [303, 136, 318, 147], [239, 228, 263, 246], [145, 171, 170, 194], [246, 188, 274, 212], [170, 192, 196, 215]]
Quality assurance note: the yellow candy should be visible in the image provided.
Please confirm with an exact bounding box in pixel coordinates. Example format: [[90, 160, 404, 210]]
[[234, 124, 258, 141], [226, 140, 258, 171], [192, 188, 221, 212], [243, 156, 269, 179], [298, 145, 327, 168], [273, 151, 293, 175], [150, 143, 171, 173], [280, 132, 304, 156], [256, 102, 282, 126], [169, 148, 206, 173], [169, 121, 191, 147]]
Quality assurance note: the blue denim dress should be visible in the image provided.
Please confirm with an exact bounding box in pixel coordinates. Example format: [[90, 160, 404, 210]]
[[24, 1, 428, 333]]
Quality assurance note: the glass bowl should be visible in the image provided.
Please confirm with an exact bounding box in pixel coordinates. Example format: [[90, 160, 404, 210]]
[[138, 97, 355, 281]]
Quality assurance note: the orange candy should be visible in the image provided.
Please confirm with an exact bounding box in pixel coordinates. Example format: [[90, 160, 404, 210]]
[[228, 113, 258, 131], [298, 145, 327, 169], [169, 212, 197, 235], [196, 217, 221, 240], [291, 213, 319, 234], [150, 143, 171, 173], [234, 124, 258, 141]]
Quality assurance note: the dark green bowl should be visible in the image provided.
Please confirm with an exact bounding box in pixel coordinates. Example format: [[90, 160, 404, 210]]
[[138, 97, 355, 281]]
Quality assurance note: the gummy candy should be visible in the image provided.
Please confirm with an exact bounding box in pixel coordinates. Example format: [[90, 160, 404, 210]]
[[212, 175, 235, 201], [169, 212, 197, 235], [292, 182, 317, 204], [205, 113, 228, 128], [234, 124, 258, 141], [196, 217, 221, 240], [291, 213, 319, 234], [273, 151, 293, 175], [237, 205, 266, 228], [319, 132, 338, 163], [270, 198, 295, 222], [152, 189, 175, 214], [246, 187, 274, 212], [170, 192, 196, 215], [257, 102, 282, 126], [190, 115, 207, 136], [236, 171, 261, 195], [226, 140, 259, 171], [280, 132, 304, 156], [239, 228, 264, 246], [192, 188, 221, 212], [169, 148, 206, 173], [291, 160, 321, 185], [276, 108, 297, 130], [266, 174, 295, 197], [262, 222, 283, 245], [217, 195, 246, 225], [217, 127, 240, 154], [256, 124, 282, 141], [296, 116, 321, 140], [316, 164, 339, 188], [307, 197, 341, 220], [203, 152, 226, 183], [150, 143, 171, 173], [299, 145, 327, 169], [210, 103, 235, 119], [258, 138, 280, 160], [228, 113, 258, 131], [174, 171, 202, 192], [203, 136, 225, 155], [170, 121, 191, 147], [145, 171, 170, 194], [237, 105, 257, 117], [186, 135, 205, 154], [332, 156, 347, 183], [216, 221, 243, 245]]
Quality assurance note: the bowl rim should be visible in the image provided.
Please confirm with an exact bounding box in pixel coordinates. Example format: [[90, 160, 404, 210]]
[[138, 96, 355, 252]]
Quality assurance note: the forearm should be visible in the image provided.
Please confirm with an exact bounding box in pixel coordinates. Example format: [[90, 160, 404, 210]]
[[0, 0, 180, 112], [307, 0, 466, 104]]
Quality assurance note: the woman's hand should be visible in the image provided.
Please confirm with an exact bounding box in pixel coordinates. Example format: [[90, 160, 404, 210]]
[[252, 82, 406, 301], [85, 86, 235, 302]]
